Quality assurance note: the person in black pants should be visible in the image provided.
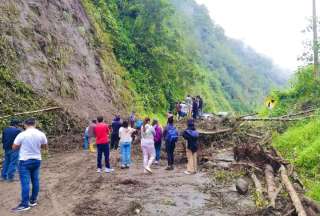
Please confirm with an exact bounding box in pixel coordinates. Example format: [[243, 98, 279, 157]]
[[110, 115, 122, 150], [163, 117, 179, 170], [192, 97, 198, 119]]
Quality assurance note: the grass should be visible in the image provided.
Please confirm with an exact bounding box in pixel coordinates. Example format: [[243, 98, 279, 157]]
[[273, 117, 320, 201]]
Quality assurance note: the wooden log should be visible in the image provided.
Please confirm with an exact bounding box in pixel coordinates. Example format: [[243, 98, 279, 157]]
[[251, 172, 263, 195], [0, 107, 62, 119], [280, 108, 317, 119], [240, 116, 315, 122], [245, 133, 263, 139], [280, 165, 307, 216], [264, 164, 278, 208], [302, 196, 320, 213]]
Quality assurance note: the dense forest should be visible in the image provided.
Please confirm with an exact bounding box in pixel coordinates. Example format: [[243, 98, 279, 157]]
[[85, 0, 286, 113]]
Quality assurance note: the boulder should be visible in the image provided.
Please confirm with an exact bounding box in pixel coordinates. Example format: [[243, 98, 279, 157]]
[[236, 178, 249, 195]]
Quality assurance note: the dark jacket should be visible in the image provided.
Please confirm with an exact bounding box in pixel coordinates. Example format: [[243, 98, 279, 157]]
[[111, 119, 122, 135], [2, 127, 22, 151], [183, 127, 199, 153]]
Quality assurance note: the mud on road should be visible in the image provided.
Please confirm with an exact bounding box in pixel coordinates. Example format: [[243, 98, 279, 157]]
[[0, 149, 257, 216]]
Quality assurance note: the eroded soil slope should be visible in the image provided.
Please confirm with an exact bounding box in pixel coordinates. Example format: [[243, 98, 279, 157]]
[[0, 0, 131, 120]]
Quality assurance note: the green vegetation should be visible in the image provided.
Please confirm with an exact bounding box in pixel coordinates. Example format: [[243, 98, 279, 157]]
[[82, 0, 285, 114], [273, 117, 320, 201], [269, 66, 320, 201], [262, 66, 320, 117]]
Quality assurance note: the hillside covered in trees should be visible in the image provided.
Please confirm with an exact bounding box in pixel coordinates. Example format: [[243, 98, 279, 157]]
[[0, 0, 287, 127], [87, 0, 287, 113]]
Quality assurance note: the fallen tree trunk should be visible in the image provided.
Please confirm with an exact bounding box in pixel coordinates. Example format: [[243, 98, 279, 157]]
[[241, 116, 316, 122], [265, 164, 277, 208], [280, 108, 317, 119], [0, 107, 62, 119], [280, 165, 307, 216], [302, 196, 320, 213], [251, 172, 263, 195]]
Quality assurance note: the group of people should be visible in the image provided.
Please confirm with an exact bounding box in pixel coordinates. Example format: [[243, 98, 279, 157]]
[[1, 118, 48, 212], [1, 110, 200, 213], [83, 113, 200, 175], [175, 95, 203, 120]]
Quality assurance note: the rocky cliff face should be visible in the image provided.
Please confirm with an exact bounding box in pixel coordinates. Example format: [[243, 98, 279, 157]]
[[1, 0, 132, 121]]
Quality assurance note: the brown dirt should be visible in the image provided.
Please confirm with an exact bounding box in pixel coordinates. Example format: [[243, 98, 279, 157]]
[[0, 0, 130, 121], [0, 148, 258, 216]]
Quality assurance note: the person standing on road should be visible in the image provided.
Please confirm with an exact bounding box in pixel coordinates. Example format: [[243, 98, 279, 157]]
[[119, 120, 136, 169], [152, 119, 162, 165], [94, 116, 114, 173], [11, 118, 48, 212], [185, 95, 193, 118], [198, 96, 203, 118], [183, 119, 199, 175], [110, 115, 122, 150], [141, 118, 156, 174], [163, 117, 179, 171], [129, 111, 136, 128], [83, 126, 89, 150], [1, 119, 22, 182], [192, 97, 199, 119], [88, 119, 97, 153]]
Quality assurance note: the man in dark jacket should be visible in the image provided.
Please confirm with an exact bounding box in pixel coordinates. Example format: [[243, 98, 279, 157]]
[[182, 119, 199, 175], [110, 115, 122, 150], [192, 97, 199, 119], [1, 119, 22, 182]]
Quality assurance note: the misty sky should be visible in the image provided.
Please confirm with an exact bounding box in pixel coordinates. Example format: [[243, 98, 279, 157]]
[[196, 0, 317, 72]]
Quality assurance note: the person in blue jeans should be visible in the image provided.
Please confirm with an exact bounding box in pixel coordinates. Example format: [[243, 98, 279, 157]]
[[11, 118, 48, 212], [118, 120, 136, 169], [152, 119, 162, 165], [83, 126, 89, 150], [1, 119, 22, 182]]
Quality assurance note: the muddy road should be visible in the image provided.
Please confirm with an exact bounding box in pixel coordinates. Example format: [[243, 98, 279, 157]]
[[0, 147, 259, 216]]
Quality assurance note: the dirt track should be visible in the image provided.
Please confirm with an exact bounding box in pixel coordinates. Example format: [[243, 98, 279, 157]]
[[0, 148, 257, 216]]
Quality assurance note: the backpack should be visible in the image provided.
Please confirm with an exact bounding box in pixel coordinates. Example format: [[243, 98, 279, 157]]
[[135, 120, 143, 129], [166, 125, 179, 143], [185, 129, 199, 153]]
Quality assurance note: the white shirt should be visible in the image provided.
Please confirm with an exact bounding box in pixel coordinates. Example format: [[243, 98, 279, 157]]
[[181, 103, 188, 113], [14, 128, 48, 161], [141, 124, 155, 145], [119, 127, 135, 143]]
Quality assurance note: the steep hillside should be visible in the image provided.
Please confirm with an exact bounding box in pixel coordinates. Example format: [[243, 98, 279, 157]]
[[1, 0, 287, 125], [171, 0, 286, 111], [0, 0, 135, 121]]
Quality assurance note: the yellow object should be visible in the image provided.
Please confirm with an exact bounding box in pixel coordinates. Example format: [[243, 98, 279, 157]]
[[89, 144, 95, 153], [265, 97, 276, 110], [89, 138, 96, 153]]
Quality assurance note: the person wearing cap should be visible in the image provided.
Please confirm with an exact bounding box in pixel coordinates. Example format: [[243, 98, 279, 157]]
[[1, 119, 22, 182], [11, 118, 48, 212], [182, 119, 199, 175]]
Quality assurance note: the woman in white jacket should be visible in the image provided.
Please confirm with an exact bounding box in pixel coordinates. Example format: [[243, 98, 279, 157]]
[[141, 118, 156, 173]]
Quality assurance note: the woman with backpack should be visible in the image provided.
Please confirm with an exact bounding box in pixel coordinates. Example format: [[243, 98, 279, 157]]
[[152, 119, 162, 165], [163, 117, 179, 171], [183, 119, 199, 175], [141, 118, 156, 174]]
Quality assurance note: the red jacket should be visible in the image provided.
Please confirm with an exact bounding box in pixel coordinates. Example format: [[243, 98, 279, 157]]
[[94, 123, 110, 144]]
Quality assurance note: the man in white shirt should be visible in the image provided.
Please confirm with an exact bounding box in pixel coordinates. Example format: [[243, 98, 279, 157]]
[[11, 118, 48, 212]]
